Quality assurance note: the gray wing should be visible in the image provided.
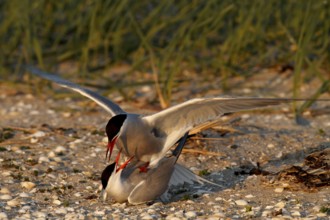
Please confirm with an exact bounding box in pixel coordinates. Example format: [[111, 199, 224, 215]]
[[26, 66, 125, 116], [160, 163, 221, 201], [144, 97, 308, 151], [128, 157, 176, 205], [169, 163, 220, 186]]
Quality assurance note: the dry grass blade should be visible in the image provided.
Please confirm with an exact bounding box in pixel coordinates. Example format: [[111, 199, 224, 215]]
[[189, 118, 225, 135], [182, 148, 225, 157], [0, 140, 33, 147], [189, 116, 242, 135], [4, 126, 37, 134]]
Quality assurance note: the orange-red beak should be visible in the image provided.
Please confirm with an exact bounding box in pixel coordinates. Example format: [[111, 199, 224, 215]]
[[106, 136, 118, 161]]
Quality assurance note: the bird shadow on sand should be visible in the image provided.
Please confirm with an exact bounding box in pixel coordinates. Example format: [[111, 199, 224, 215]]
[[164, 141, 329, 203]]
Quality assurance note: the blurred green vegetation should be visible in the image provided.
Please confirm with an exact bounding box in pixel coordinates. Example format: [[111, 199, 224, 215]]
[[0, 0, 329, 106]]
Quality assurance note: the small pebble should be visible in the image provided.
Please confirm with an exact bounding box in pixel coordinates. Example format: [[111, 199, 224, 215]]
[[47, 174, 56, 179], [242, 114, 250, 119], [291, 211, 301, 217], [101, 137, 108, 143], [65, 213, 78, 219], [235, 200, 248, 206], [1, 172, 11, 177], [19, 193, 30, 198], [18, 206, 31, 214], [62, 112, 71, 118], [274, 187, 284, 193], [147, 209, 156, 215], [261, 210, 271, 217], [67, 207, 75, 212], [21, 181, 36, 190], [53, 200, 62, 205], [69, 139, 83, 149], [174, 210, 184, 217], [31, 131, 45, 138], [47, 109, 55, 114], [312, 206, 320, 211], [48, 151, 56, 158], [141, 213, 153, 220], [166, 217, 180, 220], [212, 212, 226, 218], [276, 151, 283, 158], [74, 192, 81, 197], [267, 143, 275, 148], [30, 137, 39, 143], [20, 213, 32, 219], [53, 157, 62, 162], [275, 201, 286, 208], [245, 194, 254, 198], [316, 213, 327, 217], [55, 146, 66, 153], [0, 188, 10, 194], [94, 210, 105, 216], [281, 208, 290, 216], [185, 211, 197, 218], [7, 199, 19, 207], [246, 210, 255, 216], [39, 156, 50, 163], [33, 211, 47, 218], [0, 195, 12, 200], [55, 208, 67, 215], [0, 212, 8, 219]]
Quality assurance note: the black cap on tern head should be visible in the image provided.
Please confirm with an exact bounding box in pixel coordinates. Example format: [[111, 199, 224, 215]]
[[101, 162, 116, 189], [106, 114, 127, 141]]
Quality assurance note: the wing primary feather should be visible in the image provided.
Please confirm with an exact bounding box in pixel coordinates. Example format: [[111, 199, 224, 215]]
[[170, 164, 221, 187], [26, 66, 125, 116], [172, 131, 189, 161]]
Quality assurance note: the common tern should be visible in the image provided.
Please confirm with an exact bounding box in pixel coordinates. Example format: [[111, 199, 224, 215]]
[[101, 132, 213, 204], [27, 67, 329, 168]]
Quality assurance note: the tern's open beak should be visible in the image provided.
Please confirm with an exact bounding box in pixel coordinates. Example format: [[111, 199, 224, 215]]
[[106, 136, 118, 161]]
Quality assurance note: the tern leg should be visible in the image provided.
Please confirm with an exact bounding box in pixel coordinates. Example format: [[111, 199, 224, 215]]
[[116, 156, 134, 172]]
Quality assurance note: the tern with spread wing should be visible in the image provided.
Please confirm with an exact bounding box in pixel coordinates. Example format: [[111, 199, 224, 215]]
[[27, 67, 328, 168]]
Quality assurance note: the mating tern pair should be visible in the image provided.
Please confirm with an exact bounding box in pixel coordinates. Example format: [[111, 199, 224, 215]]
[[101, 132, 192, 204], [27, 66, 328, 204]]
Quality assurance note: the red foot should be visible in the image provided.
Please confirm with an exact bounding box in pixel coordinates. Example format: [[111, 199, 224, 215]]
[[116, 156, 134, 173], [139, 162, 150, 173]]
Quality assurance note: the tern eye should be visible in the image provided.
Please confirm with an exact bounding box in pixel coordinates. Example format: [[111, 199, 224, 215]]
[[101, 163, 116, 189]]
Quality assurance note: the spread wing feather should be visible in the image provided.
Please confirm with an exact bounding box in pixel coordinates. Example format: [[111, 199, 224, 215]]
[[144, 97, 308, 153], [26, 66, 125, 116]]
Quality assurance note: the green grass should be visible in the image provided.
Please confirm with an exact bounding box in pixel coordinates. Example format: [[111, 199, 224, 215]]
[[0, 0, 329, 107]]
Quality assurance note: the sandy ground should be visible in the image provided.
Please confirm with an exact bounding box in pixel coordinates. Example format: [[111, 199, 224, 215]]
[[0, 70, 329, 219]]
